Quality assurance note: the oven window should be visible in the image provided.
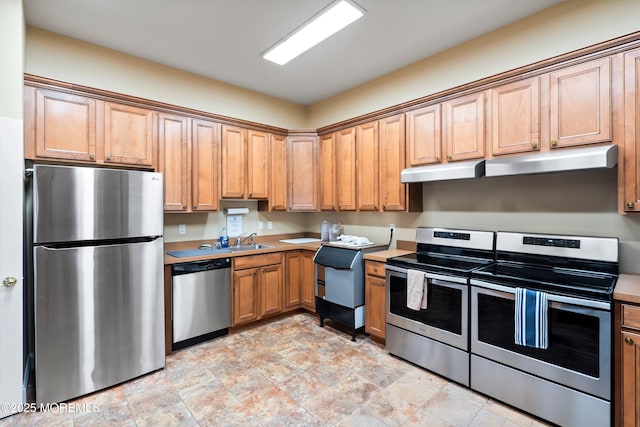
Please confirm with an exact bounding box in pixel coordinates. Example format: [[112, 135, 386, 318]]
[[476, 293, 600, 377], [389, 275, 462, 334]]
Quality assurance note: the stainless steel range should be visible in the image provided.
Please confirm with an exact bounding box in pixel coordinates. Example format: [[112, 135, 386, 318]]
[[385, 227, 495, 386], [469, 231, 618, 427]]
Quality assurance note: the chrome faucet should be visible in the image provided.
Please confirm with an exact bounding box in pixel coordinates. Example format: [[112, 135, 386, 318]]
[[236, 232, 257, 247]]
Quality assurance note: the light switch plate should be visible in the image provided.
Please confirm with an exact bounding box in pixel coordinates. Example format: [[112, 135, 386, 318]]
[[268, 221, 273, 230], [178, 224, 186, 235], [258, 221, 264, 230]]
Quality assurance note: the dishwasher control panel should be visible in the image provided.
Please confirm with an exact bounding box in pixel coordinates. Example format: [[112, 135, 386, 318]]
[[172, 258, 231, 275]]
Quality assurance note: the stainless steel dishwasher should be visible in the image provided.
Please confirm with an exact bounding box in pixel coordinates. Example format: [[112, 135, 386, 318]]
[[172, 258, 231, 350]]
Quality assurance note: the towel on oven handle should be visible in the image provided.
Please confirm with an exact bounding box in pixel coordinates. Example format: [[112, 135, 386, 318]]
[[514, 288, 549, 349], [407, 269, 428, 311]]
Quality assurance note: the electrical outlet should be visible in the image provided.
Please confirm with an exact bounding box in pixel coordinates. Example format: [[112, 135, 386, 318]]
[[267, 221, 273, 230], [390, 224, 395, 232], [178, 224, 186, 235], [258, 221, 264, 230]]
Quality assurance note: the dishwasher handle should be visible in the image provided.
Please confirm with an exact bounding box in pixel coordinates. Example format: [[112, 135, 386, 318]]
[[172, 258, 231, 276]]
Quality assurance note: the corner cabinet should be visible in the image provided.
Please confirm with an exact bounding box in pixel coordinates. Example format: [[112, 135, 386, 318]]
[[287, 135, 318, 211], [319, 133, 337, 211], [623, 49, 640, 213], [365, 260, 386, 341]]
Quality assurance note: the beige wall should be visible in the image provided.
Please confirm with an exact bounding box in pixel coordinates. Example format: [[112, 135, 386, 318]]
[[25, 27, 307, 129], [307, 0, 640, 128]]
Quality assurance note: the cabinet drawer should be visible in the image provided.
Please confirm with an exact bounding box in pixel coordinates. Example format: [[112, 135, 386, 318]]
[[234, 252, 282, 270], [623, 304, 640, 330], [366, 261, 386, 278]]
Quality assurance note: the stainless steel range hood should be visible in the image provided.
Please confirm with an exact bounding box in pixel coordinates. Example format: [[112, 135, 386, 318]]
[[485, 145, 618, 177], [400, 159, 485, 183]]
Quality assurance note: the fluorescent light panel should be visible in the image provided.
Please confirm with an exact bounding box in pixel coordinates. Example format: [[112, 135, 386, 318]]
[[262, 0, 364, 65]]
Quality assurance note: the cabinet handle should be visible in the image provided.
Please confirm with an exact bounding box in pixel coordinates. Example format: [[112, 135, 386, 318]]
[[531, 142, 538, 150], [249, 193, 253, 198], [89, 154, 95, 160], [106, 155, 112, 161], [550, 139, 558, 148], [625, 337, 634, 345], [627, 202, 635, 209], [447, 155, 452, 161], [183, 205, 187, 210], [435, 156, 440, 162]]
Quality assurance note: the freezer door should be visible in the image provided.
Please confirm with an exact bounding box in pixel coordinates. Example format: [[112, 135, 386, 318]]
[[33, 164, 163, 243], [34, 239, 165, 404]]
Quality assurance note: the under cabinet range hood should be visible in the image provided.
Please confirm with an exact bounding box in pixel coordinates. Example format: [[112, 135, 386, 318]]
[[485, 144, 618, 177], [400, 159, 486, 183]]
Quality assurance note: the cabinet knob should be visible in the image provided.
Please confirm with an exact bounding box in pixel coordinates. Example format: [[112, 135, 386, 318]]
[[531, 142, 539, 150], [447, 155, 452, 161], [183, 205, 187, 210], [89, 154, 95, 160], [106, 155, 112, 161], [550, 139, 558, 148], [627, 202, 635, 209], [435, 156, 440, 162], [625, 337, 634, 345], [1, 277, 17, 287]]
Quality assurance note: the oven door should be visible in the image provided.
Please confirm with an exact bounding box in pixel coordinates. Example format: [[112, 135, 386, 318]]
[[470, 279, 611, 400], [386, 265, 468, 350]]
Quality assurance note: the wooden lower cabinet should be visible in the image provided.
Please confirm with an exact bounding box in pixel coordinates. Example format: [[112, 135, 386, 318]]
[[617, 302, 640, 427], [232, 253, 283, 326], [284, 250, 316, 312], [365, 261, 386, 341]]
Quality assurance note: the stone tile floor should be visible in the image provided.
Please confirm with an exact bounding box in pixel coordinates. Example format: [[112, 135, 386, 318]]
[[0, 312, 550, 426]]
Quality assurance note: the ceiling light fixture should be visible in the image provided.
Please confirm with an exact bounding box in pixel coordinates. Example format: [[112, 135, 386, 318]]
[[262, 0, 365, 66]]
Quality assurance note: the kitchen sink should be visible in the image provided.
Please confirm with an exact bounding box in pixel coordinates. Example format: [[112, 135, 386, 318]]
[[228, 244, 275, 252]]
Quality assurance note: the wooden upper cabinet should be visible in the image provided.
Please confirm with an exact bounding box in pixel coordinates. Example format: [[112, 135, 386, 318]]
[[336, 127, 357, 211], [159, 113, 189, 211], [491, 77, 541, 156], [28, 88, 97, 162], [221, 125, 247, 199], [380, 114, 407, 211], [319, 133, 337, 211], [102, 102, 156, 167], [549, 57, 611, 148], [624, 49, 640, 213], [407, 104, 442, 166], [445, 91, 486, 162], [247, 130, 270, 199], [356, 121, 379, 211], [191, 119, 220, 211], [269, 134, 287, 211], [287, 135, 318, 211]]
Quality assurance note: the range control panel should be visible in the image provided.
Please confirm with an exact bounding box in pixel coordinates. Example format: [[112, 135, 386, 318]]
[[434, 231, 471, 241], [523, 236, 581, 249]]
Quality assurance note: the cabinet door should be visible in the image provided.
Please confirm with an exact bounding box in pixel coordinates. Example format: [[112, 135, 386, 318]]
[[301, 251, 316, 310], [336, 127, 357, 211], [624, 50, 640, 213], [549, 57, 611, 148], [445, 91, 486, 161], [260, 264, 283, 317], [621, 330, 640, 427], [319, 133, 337, 211], [407, 105, 441, 166], [103, 102, 156, 167], [247, 130, 270, 199], [357, 121, 379, 211], [365, 275, 386, 340], [269, 134, 287, 211], [191, 119, 220, 211], [33, 89, 97, 162], [159, 113, 189, 211], [380, 114, 406, 211], [284, 251, 302, 308], [221, 125, 246, 198], [491, 77, 540, 155], [287, 136, 318, 211], [232, 268, 259, 325]]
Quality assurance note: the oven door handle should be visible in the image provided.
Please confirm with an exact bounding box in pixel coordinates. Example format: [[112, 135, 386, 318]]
[[386, 265, 467, 284], [470, 279, 611, 310]]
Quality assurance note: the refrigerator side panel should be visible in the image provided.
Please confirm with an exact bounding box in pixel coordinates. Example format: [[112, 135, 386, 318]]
[[34, 239, 165, 404], [33, 165, 163, 244]]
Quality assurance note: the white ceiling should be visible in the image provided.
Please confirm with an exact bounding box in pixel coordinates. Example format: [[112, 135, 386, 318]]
[[24, 0, 563, 106]]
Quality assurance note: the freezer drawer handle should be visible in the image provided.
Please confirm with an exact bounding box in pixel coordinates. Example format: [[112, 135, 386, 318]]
[[1, 276, 17, 287]]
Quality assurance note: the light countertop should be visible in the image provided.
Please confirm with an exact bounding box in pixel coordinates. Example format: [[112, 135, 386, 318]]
[[614, 274, 640, 304]]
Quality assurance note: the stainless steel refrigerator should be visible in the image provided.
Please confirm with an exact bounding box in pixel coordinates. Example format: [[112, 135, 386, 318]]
[[28, 164, 165, 405]]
